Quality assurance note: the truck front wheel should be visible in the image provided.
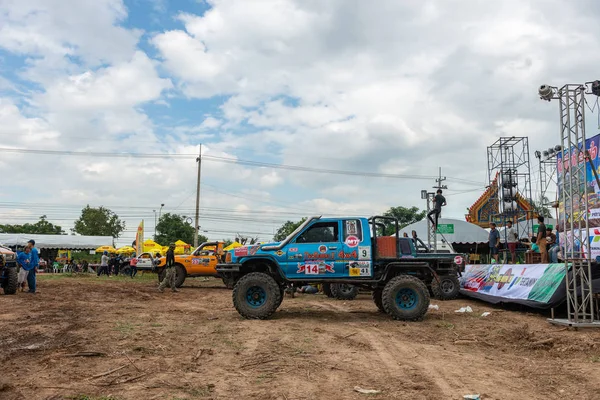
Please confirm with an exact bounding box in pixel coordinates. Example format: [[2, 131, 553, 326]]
[[431, 275, 460, 300], [157, 265, 186, 288], [2, 267, 17, 295], [382, 275, 430, 321], [232, 272, 282, 319]]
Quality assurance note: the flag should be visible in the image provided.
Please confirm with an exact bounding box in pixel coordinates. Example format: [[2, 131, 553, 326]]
[[136, 220, 144, 256]]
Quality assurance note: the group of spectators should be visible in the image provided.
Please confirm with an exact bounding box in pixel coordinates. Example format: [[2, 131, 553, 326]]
[[97, 252, 141, 278], [16, 239, 39, 294], [488, 216, 560, 264]]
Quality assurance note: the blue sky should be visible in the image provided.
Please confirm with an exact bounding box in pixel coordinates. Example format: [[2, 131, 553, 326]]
[[1, 0, 600, 246]]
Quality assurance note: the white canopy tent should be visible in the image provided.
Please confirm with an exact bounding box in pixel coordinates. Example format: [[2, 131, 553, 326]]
[[399, 218, 489, 244], [0, 234, 113, 250]]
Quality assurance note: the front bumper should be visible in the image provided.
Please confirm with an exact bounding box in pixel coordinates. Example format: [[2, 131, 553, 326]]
[[216, 263, 241, 273]]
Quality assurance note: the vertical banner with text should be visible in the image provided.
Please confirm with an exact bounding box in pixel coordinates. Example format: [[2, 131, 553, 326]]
[[136, 220, 144, 256]]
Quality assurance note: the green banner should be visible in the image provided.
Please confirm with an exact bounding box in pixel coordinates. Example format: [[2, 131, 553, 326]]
[[527, 263, 567, 303], [436, 224, 454, 234]]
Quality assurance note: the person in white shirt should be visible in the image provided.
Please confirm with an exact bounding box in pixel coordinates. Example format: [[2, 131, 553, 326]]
[[505, 221, 518, 264]]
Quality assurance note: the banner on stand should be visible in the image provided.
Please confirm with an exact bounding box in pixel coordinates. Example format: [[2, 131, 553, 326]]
[[461, 263, 567, 304]]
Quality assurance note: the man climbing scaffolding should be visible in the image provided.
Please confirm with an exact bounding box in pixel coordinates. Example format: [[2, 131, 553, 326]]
[[427, 189, 446, 228]]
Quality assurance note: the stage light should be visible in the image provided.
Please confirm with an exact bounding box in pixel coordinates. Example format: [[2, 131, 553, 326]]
[[548, 148, 556, 156], [592, 80, 600, 97], [539, 84, 554, 101], [535, 150, 541, 159], [555, 145, 562, 152], [543, 150, 549, 158]]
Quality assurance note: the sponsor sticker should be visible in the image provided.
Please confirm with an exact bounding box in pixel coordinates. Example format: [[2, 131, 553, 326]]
[[289, 247, 298, 252], [318, 245, 327, 254], [275, 250, 284, 256], [454, 255, 464, 265], [349, 261, 371, 276], [234, 247, 248, 257], [345, 235, 360, 248], [346, 220, 358, 235]]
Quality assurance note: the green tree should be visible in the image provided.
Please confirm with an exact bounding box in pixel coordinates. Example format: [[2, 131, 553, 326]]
[[383, 206, 426, 235], [273, 218, 306, 242], [155, 213, 208, 246], [0, 215, 64, 234], [72, 205, 125, 238]]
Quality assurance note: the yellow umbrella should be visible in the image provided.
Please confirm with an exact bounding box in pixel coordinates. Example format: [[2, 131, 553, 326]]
[[224, 242, 242, 251], [116, 246, 135, 254], [96, 245, 116, 253], [144, 239, 159, 247]]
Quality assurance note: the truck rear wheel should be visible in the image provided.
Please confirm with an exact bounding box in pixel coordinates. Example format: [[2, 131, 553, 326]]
[[372, 288, 385, 313], [331, 284, 358, 300], [232, 272, 281, 319], [2, 267, 17, 295], [382, 275, 430, 321], [431, 275, 460, 300]]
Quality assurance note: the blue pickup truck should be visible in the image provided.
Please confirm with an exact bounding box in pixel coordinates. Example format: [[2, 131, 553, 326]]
[[217, 215, 466, 321]]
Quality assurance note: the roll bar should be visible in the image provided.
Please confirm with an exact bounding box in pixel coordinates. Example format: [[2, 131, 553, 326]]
[[261, 216, 322, 251]]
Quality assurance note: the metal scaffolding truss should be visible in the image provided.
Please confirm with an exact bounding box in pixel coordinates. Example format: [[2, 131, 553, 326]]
[[426, 192, 437, 252], [486, 136, 534, 239], [538, 156, 558, 206], [541, 83, 599, 327]]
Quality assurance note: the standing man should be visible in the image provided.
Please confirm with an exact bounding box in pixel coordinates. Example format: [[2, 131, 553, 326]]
[[505, 221, 518, 264], [27, 240, 39, 294], [98, 251, 110, 277], [427, 189, 446, 228], [489, 223, 500, 263], [158, 243, 178, 293], [537, 216, 549, 263]]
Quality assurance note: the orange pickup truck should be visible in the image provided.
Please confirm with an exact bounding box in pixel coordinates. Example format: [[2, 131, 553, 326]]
[[155, 241, 228, 288]]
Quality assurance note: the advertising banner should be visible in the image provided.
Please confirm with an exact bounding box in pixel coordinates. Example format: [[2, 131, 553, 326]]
[[135, 220, 144, 256], [461, 263, 567, 304]]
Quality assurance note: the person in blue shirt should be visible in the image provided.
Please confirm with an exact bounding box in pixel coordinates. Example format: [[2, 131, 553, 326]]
[[488, 223, 500, 262], [26, 239, 39, 293], [17, 246, 32, 292]]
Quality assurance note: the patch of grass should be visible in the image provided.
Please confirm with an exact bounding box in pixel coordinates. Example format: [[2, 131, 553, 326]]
[[435, 321, 455, 329], [590, 355, 600, 363], [150, 323, 164, 327], [114, 321, 140, 336]]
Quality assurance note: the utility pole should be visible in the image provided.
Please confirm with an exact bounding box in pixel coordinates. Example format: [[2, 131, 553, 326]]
[[434, 167, 448, 190], [194, 144, 202, 248]]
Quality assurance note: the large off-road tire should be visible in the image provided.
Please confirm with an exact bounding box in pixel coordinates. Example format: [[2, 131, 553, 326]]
[[174, 265, 186, 288], [158, 265, 186, 288], [431, 275, 460, 301], [322, 283, 334, 298], [372, 288, 385, 313], [222, 276, 238, 289], [2, 268, 18, 295], [331, 284, 359, 300], [232, 272, 281, 319], [381, 275, 430, 321]]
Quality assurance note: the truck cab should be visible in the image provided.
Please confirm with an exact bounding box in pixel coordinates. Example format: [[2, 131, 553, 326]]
[[218, 215, 466, 321]]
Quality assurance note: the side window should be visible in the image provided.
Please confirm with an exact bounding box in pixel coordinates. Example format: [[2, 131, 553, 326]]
[[296, 222, 339, 243], [343, 219, 363, 242], [399, 239, 412, 255]]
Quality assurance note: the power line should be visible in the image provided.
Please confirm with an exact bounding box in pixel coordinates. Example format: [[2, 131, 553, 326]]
[[0, 147, 485, 185]]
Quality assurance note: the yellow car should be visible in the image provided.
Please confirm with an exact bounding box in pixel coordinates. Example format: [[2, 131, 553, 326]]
[[155, 241, 226, 288]]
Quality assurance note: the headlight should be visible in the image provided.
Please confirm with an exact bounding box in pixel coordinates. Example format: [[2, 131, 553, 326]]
[[5, 253, 15, 261]]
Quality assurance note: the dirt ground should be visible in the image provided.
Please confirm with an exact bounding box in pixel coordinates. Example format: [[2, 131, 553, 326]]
[[1, 274, 600, 400]]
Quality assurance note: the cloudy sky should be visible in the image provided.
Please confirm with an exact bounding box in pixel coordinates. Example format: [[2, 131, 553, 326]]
[[1, 0, 599, 246]]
